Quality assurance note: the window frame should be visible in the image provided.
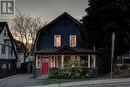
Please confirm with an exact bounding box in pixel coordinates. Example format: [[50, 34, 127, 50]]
[[69, 35, 76, 47], [54, 35, 61, 47]]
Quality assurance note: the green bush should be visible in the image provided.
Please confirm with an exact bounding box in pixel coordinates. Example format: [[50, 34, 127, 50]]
[[49, 60, 97, 79], [49, 68, 96, 79]]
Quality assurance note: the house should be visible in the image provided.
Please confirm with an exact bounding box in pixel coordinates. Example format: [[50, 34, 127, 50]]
[[0, 22, 18, 78], [33, 12, 97, 77], [15, 40, 33, 73], [117, 51, 130, 69]]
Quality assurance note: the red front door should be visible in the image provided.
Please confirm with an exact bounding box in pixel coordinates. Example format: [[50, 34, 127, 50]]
[[42, 62, 49, 75]]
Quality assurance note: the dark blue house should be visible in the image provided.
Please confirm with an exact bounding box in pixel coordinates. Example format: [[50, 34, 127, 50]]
[[33, 12, 97, 77]]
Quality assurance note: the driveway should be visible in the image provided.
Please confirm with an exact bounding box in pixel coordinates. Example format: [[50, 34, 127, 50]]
[[0, 74, 44, 87]]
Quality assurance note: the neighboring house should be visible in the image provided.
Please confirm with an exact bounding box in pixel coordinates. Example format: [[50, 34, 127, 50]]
[[0, 22, 18, 78], [33, 12, 97, 77], [15, 40, 28, 63], [15, 40, 33, 73], [117, 51, 130, 69]]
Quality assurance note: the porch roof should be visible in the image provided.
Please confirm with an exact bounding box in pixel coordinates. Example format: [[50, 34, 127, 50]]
[[33, 46, 97, 54]]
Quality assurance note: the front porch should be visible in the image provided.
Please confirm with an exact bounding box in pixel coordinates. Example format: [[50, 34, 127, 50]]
[[34, 54, 96, 77], [49, 54, 96, 68], [36, 54, 96, 69]]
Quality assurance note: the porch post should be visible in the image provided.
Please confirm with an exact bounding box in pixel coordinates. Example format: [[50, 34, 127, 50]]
[[54, 55, 56, 67], [93, 55, 96, 68], [61, 55, 64, 68], [88, 55, 91, 68], [34, 54, 36, 78]]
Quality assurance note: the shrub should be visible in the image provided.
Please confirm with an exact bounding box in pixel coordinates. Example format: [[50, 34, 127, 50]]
[[120, 64, 128, 70], [48, 68, 96, 79], [49, 60, 97, 79]]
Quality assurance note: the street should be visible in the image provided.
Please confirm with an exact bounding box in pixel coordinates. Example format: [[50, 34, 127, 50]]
[[0, 74, 44, 87], [0, 74, 130, 87]]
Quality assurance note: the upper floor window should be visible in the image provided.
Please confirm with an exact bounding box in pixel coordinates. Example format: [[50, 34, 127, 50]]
[[54, 35, 61, 47], [70, 35, 76, 47], [1, 45, 6, 54]]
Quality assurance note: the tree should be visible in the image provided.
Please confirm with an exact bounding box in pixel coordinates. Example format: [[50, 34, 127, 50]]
[[81, 0, 130, 74], [11, 11, 44, 62]]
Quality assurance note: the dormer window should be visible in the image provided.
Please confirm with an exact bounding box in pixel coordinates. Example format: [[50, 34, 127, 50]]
[[54, 35, 61, 47], [70, 35, 76, 47]]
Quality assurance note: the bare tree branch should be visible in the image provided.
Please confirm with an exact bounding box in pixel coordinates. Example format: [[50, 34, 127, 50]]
[[11, 11, 44, 62]]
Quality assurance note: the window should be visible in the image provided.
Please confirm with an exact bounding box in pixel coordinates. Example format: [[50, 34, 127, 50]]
[[54, 35, 61, 47], [11, 47, 13, 55], [4, 30, 6, 36], [3, 29, 8, 37], [2, 64, 6, 69], [70, 35, 76, 47], [1, 45, 6, 54]]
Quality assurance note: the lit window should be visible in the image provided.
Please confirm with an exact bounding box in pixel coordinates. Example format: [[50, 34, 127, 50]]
[[70, 35, 76, 47], [54, 35, 61, 47]]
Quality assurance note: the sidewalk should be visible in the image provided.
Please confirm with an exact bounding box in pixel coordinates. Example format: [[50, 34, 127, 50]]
[[27, 78, 130, 87]]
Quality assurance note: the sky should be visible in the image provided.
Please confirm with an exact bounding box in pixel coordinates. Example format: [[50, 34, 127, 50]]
[[15, 0, 89, 23]]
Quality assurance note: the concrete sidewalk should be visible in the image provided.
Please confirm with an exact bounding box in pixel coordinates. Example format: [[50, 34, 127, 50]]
[[27, 78, 130, 87]]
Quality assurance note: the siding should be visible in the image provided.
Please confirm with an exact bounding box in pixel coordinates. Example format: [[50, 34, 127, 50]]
[[0, 26, 15, 59], [37, 16, 81, 50]]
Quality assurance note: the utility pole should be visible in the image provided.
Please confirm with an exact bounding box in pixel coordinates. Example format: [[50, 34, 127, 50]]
[[110, 32, 115, 78]]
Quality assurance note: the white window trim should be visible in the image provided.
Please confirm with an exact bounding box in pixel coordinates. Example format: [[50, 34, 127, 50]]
[[70, 35, 76, 47], [54, 35, 61, 47]]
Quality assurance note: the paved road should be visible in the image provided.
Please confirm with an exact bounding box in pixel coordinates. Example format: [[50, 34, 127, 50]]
[[0, 74, 43, 87], [0, 74, 130, 87]]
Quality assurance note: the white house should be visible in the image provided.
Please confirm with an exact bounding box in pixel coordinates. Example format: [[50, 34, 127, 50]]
[[0, 22, 18, 78]]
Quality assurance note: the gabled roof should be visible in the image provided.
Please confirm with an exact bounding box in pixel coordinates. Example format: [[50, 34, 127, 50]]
[[38, 12, 81, 33], [34, 12, 81, 50], [0, 22, 18, 59]]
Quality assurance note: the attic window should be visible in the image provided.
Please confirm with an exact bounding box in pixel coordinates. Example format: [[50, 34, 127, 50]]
[[54, 35, 61, 47], [70, 35, 76, 47]]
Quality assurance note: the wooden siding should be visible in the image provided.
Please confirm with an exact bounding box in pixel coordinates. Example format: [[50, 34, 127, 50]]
[[36, 16, 81, 50]]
